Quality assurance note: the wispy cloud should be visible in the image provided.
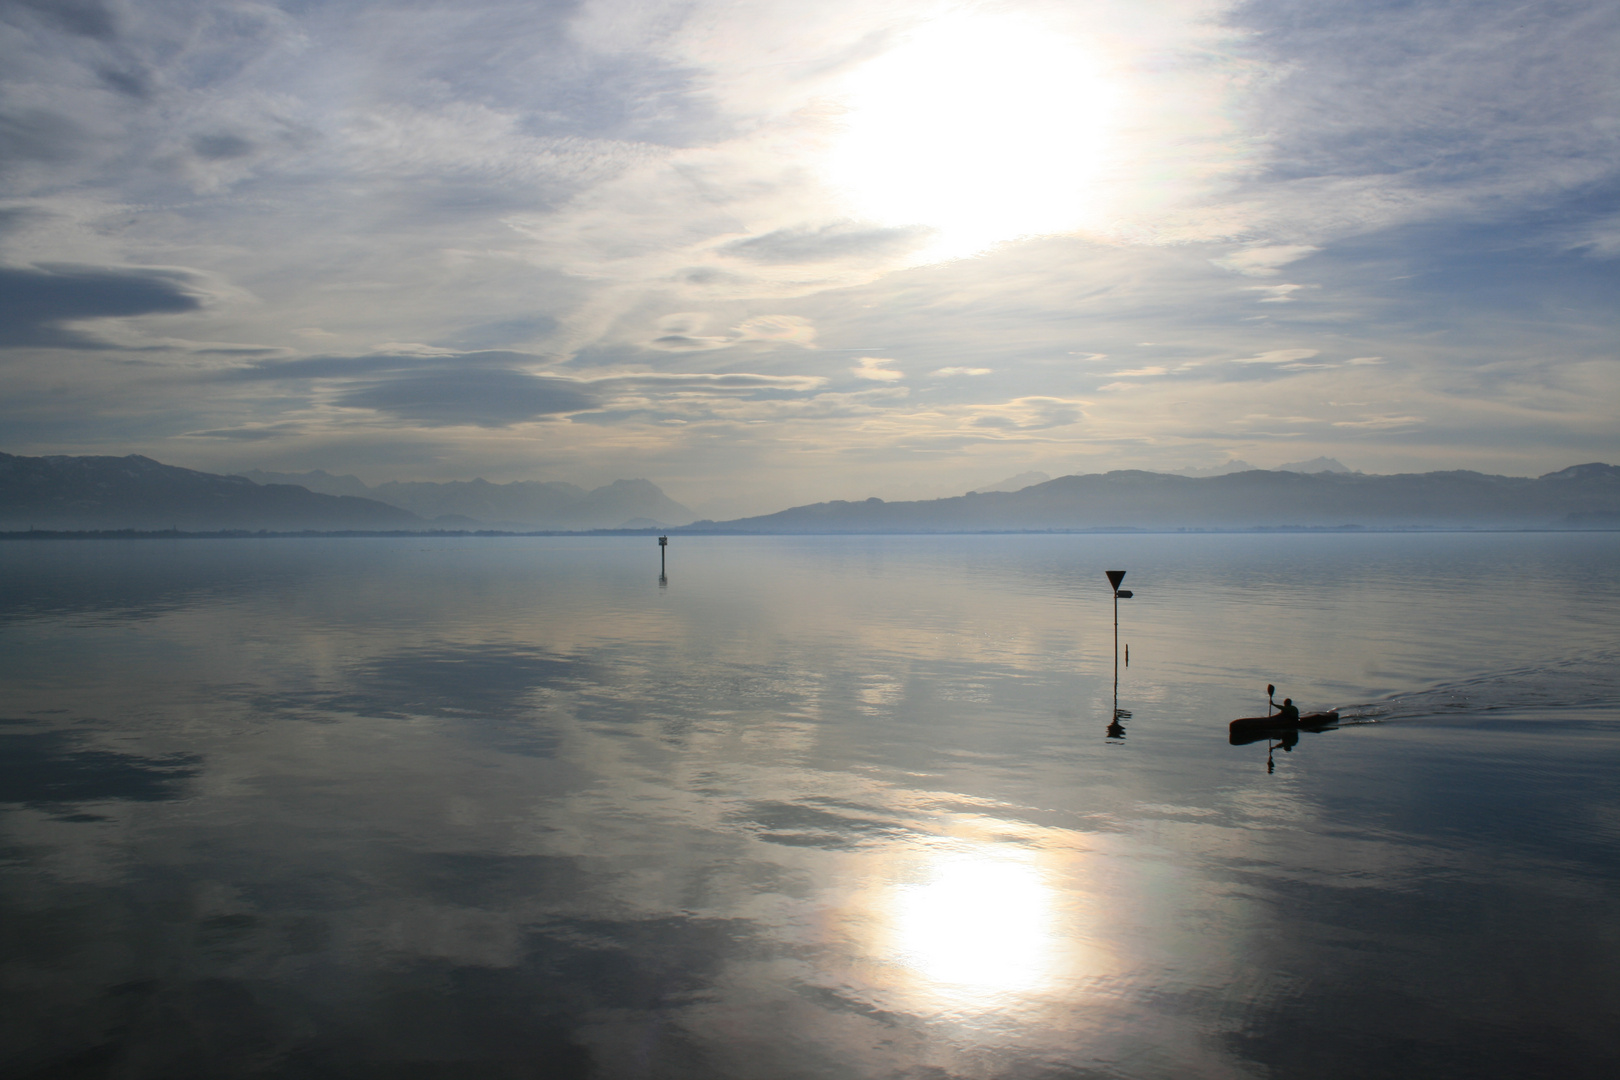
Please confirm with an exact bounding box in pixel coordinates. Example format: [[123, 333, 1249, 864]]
[[1212, 246, 1319, 277], [1331, 415, 1424, 430], [648, 313, 818, 352], [852, 356, 903, 382], [1246, 284, 1309, 303], [1230, 349, 1320, 365]]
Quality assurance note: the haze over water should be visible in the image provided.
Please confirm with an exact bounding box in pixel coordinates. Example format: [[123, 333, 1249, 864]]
[[2, 533, 1617, 1078]]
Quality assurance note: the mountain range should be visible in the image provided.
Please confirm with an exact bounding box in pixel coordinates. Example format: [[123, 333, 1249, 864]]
[[0, 454, 694, 532], [4, 454, 1617, 534], [687, 464, 1620, 533], [238, 470, 696, 530], [0, 454, 419, 532], [1172, 456, 1354, 478]]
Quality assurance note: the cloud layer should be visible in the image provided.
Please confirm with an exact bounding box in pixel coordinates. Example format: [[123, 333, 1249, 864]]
[[0, 0, 1615, 509]]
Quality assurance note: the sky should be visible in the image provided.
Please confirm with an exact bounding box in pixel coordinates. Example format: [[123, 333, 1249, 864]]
[[1, 0, 1616, 517]]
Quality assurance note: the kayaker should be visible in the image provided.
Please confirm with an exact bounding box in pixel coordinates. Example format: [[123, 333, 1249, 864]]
[[1276, 697, 1300, 723]]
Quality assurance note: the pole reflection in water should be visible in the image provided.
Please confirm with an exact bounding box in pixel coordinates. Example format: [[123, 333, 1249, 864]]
[[1106, 698, 1130, 741]]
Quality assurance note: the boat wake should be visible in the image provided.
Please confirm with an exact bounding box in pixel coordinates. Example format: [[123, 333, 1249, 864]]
[[1334, 649, 1620, 725]]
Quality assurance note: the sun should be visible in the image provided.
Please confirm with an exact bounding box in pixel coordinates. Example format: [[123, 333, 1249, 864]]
[[826, 14, 1118, 259]]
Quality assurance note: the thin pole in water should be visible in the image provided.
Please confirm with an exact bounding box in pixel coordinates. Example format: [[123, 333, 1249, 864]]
[[1105, 570, 1129, 712]]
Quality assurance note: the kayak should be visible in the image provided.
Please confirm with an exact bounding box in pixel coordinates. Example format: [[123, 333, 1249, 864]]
[[1228, 710, 1339, 736]]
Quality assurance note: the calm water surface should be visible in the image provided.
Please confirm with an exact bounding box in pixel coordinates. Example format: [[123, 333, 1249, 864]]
[[2, 533, 1617, 1079]]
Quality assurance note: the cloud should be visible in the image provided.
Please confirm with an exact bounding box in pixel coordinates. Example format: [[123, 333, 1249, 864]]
[[447, 315, 560, 351], [227, 352, 502, 382], [222, 347, 828, 430], [1230, 349, 1321, 365], [190, 133, 256, 161], [181, 423, 307, 441], [0, 263, 205, 348], [0, 205, 48, 241], [720, 222, 933, 264], [734, 314, 817, 346], [968, 396, 1086, 432], [1212, 246, 1319, 277], [0, 109, 87, 171], [1223, 0, 1620, 246], [96, 64, 153, 99], [1246, 283, 1308, 303], [369, 342, 463, 356], [648, 313, 818, 352], [851, 356, 902, 381], [599, 372, 825, 393], [1566, 213, 1620, 258], [335, 369, 599, 428], [648, 312, 735, 351], [0, 0, 1613, 500], [1331, 414, 1424, 430], [4, 0, 117, 40]]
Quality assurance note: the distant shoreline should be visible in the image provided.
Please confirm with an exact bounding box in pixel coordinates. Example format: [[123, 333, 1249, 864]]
[[3, 525, 1616, 541]]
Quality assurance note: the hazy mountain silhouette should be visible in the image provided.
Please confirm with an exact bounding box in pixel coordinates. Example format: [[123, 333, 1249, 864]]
[[368, 478, 694, 530], [11, 455, 1616, 535], [242, 469, 695, 530], [688, 465, 1620, 533], [0, 454, 422, 531], [970, 471, 1051, 494], [1174, 456, 1349, 477], [1275, 456, 1354, 474], [1173, 460, 1258, 477], [2, 455, 699, 532], [238, 469, 373, 498]]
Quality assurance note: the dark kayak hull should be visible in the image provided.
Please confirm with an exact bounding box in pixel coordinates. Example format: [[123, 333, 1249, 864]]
[[1229, 710, 1339, 736]]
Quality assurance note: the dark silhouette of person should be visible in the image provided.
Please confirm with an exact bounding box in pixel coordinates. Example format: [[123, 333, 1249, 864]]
[[1276, 697, 1300, 723]]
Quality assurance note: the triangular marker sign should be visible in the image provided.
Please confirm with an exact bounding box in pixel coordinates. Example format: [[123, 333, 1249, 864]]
[[1106, 570, 1127, 590]]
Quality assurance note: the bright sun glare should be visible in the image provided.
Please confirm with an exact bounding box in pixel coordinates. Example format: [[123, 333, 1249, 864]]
[[828, 15, 1117, 259], [890, 848, 1058, 1002]]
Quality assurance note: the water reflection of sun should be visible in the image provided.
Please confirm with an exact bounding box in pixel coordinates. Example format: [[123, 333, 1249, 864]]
[[892, 849, 1055, 998], [851, 839, 1101, 1017]]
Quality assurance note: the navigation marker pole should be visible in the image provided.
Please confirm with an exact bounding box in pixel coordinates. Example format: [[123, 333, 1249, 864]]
[[658, 535, 669, 586], [1105, 570, 1134, 721]]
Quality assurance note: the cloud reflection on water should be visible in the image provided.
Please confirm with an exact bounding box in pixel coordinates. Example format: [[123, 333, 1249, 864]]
[[0, 535, 1617, 1077]]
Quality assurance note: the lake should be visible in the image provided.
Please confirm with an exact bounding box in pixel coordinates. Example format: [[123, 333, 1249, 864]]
[[2, 533, 1617, 1079]]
